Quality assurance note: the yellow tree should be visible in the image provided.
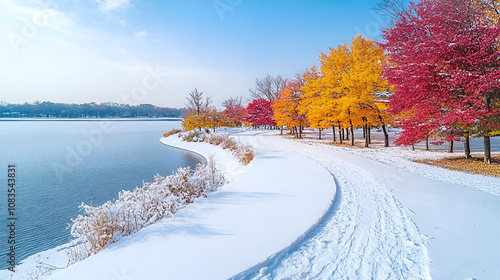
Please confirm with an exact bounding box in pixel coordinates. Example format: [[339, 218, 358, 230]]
[[203, 109, 225, 132], [337, 35, 391, 147], [301, 45, 352, 143], [273, 75, 308, 138], [300, 68, 329, 139]]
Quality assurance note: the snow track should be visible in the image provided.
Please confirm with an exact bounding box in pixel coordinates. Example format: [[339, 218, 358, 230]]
[[236, 136, 431, 280]]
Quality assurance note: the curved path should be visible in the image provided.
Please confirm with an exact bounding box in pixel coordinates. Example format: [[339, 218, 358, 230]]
[[234, 133, 430, 279], [236, 132, 500, 280]]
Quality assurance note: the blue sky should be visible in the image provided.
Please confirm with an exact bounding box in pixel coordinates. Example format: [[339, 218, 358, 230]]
[[0, 0, 389, 108]]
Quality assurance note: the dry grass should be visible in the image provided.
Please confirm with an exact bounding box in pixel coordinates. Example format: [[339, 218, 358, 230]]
[[415, 154, 500, 177], [326, 141, 365, 149], [163, 128, 183, 138]]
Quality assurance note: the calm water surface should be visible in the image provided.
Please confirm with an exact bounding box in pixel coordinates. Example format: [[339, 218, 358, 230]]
[[0, 120, 203, 269]]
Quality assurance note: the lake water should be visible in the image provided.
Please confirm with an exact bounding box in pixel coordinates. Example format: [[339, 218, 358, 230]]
[[0, 120, 203, 269]]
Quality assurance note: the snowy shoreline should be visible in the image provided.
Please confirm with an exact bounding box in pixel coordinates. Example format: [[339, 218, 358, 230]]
[[0, 130, 336, 280]]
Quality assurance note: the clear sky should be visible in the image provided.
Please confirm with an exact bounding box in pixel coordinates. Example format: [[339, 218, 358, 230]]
[[0, 0, 389, 108]]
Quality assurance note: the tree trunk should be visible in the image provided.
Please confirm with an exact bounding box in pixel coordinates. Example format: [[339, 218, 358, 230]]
[[364, 124, 369, 148], [350, 122, 355, 146], [464, 133, 471, 159], [363, 125, 366, 138], [412, 144, 415, 151], [448, 140, 454, 153], [299, 126, 303, 139], [339, 126, 343, 144], [425, 138, 429, 150], [368, 126, 371, 144], [333, 126, 336, 142], [280, 126, 283, 135], [346, 128, 349, 140], [484, 136, 491, 164], [382, 123, 389, 147], [319, 128, 322, 140]]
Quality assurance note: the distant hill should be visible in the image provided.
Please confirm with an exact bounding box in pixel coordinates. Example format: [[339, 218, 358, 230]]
[[0, 102, 186, 119]]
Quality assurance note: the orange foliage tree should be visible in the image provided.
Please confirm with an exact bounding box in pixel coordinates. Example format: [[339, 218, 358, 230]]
[[273, 75, 308, 138]]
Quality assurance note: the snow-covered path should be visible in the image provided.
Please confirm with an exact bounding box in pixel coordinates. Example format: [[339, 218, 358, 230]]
[[237, 132, 500, 280], [235, 133, 430, 279]]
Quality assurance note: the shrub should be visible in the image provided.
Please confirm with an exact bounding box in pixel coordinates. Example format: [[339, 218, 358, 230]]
[[181, 130, 209, 142], [234, 143, 254, 165], [69, 157, 224, 261], [163, 128, 183, 138], [179, 131, 255, 165]]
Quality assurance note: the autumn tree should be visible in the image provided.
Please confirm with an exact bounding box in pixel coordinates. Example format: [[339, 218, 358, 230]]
[[382, 0, 500, 162], [246, 98, 276, 127], [300, 68, 330, 139], [300, 36, 392, 146], [204, 108, 225, 132], [273, 75, 308, 138], [222, 97, 247, 127]]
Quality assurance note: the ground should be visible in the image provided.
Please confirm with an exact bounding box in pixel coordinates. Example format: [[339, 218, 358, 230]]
[[2, 128, 499, 280]]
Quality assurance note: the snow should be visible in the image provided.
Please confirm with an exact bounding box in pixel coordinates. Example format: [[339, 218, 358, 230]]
[[2, 128, 499, 280], [1, 129, 334, 279], [237, 130, 500, 280]]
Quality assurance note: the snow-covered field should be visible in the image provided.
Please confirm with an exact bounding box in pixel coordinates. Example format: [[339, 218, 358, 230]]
[[2, 128, 499, 279]]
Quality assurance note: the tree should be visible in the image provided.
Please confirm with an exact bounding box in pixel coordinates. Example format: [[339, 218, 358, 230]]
[[246, 98, 276, 127], [300, 68, 332, 140], [375, 0, 410, 24], [249, 75, 283, 102], [185, 88, 212, 116], [204, 109, 225, 132], [222, 97, 247, 127], [382, 0, 500, 162], [273, 75, 308, 138]]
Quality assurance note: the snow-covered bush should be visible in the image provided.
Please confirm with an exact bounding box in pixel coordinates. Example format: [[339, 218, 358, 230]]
[[180, 130, 209, 142], [233, 142, 254, 165], [69, 157, 224, 260], [179, 131, 255, 165]]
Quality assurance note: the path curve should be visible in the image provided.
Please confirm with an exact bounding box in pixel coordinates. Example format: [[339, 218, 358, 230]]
[[234, 133, 431, 279]]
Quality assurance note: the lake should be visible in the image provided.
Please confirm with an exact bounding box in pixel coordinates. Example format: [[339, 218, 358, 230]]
[[0, 120, 203, 269]]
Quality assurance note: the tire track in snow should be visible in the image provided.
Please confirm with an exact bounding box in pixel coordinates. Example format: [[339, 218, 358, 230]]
[[236, 136, 431, 280]]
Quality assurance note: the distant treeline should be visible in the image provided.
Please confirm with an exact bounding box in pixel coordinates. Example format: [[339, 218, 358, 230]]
[[0, 102, 186, 118]]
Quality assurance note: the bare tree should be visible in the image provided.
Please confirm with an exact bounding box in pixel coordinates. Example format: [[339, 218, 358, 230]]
[[185, 88, 212, 115], [374, 0, 410, 25], [249, 75, 283, 102], [222, 96, 244, 109]]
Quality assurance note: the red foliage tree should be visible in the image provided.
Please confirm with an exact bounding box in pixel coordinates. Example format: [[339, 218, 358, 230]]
[[382, 0, 500, 162], [223, 104, 247, 127], [245, 98, 276, 126]]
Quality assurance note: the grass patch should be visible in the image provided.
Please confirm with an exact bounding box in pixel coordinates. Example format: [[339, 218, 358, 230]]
[[414, 154, 500, 177]]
